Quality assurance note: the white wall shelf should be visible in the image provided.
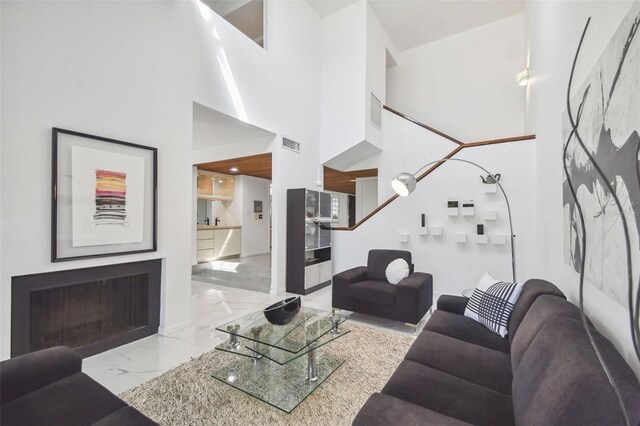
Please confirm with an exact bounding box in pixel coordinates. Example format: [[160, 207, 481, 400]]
[[483, 183, 497, 193], [461, 200, 475, 216], [492, 233, 507, 245], [475, 235, 488, 244], [418, 227, 429, 236], [429, 226, 443, 236], [454, 233, 467, 243], [399, 233, 410, 243]]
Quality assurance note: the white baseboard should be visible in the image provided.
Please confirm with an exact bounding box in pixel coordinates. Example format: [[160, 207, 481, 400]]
[[241, 251, 271, 258], [158, 319, 192, 336]]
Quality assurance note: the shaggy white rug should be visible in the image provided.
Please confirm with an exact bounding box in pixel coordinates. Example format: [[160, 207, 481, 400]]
[[120, 324, 414, 425]]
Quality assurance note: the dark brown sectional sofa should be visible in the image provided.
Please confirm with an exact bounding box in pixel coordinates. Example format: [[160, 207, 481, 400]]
[[0, 346, 157, 426], [353, 279, 640, 426]]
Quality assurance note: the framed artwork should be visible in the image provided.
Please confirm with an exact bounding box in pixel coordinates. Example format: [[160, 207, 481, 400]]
[[52, 128, 157, 262]]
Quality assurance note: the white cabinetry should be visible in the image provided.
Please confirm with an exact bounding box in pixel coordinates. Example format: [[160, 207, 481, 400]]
[[196, 230, 215, 262], [196, 228, 242, 262], [214, 228, 242, 259]]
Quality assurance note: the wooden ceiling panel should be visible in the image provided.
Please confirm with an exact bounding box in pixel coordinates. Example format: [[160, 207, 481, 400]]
[[197, 153, 272, 180], [323, 166, 378, 194]]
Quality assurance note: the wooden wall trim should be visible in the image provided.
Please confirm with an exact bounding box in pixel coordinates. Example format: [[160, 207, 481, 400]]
[[383, 105, 464, 146], [332, 107, 536, 231]]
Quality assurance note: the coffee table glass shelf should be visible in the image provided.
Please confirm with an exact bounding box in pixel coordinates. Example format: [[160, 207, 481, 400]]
[[211, 307, 349, 413]]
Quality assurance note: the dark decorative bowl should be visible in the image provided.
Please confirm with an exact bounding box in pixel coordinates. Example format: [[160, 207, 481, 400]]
[[263, 296, 301, 325]]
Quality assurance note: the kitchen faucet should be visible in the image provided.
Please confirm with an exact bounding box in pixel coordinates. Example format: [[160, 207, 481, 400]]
[[215, 217, 221, 226]]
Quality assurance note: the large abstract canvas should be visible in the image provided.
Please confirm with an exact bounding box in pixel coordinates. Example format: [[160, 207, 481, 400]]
[[53, 128, 157, 261], [562, 2, 640, 307]]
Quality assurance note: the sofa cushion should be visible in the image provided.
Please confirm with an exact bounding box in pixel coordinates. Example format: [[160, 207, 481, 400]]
[[354, 393, 473, 426], [512, 317, 640, 426], [385, 258, 410, 284], [510, 294, 585, 370], [382, 360, 514, 426], [507, 279, 565, 345], [425, 310, 510, 353], [93, 406, 158, 426], [406, 329, 512, 395], [0, 372, 126, 426], [464, 273, 523, 337], [348, 280, 396, 306], [367, 249, 412, 282]]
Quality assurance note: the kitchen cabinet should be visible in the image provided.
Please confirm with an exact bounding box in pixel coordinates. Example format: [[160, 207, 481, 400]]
[[196, 227, 242, 262], [197, 170, 235, 201], [213, 228, 242, 259]]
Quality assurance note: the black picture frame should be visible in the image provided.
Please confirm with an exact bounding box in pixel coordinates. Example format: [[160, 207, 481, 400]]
[[52, 128, 158, 262]]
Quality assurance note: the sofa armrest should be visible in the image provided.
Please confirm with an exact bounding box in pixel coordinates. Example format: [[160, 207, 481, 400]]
[[333, 266, 368, 286], [437, 295, 468, 315], [332, 266, 368, 309], [396, 272, 433, 323], [353, 393, 472, 426], [0, 346, 82, 405]]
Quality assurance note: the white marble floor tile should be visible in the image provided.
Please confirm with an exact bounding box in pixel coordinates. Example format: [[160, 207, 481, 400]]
[[84, 280, 435, 394]]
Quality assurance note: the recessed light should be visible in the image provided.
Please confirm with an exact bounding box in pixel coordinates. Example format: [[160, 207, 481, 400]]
[[230, 167, 239, 173]]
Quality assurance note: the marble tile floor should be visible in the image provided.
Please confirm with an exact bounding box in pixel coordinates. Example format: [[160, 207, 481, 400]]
[[191, 254, 272, 293], [83, 280, 433, 395]]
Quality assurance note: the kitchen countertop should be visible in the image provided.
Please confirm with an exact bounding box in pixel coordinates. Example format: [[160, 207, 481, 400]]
[[197, 225, 242, 230]]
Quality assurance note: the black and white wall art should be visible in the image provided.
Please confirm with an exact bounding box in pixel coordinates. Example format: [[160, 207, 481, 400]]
[[563, 2, 640, 307]]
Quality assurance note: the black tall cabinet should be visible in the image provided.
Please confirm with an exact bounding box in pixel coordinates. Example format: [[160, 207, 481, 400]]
[[286, 189, 333, 295]]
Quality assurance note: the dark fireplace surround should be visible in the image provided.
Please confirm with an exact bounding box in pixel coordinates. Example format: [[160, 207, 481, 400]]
[[11, 259, 161, 358]]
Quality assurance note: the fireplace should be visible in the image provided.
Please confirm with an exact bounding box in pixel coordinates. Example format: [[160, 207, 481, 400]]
[[11, 259, 161, 358]]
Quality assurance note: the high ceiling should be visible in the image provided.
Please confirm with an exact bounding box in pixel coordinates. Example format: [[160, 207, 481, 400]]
[[370, 0, 524, 51], [307, 0, 524, 52], [307, 0, 359, 18], [197, 153, 272, 180], [324, 166, 378, 194]]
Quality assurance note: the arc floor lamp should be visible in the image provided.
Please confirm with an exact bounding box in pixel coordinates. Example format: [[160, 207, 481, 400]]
[[391, 158, 517, 282]]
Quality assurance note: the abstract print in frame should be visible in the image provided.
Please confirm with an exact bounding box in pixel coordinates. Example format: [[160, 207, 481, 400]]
[[52, 128, 157, 261], [562, 1, 640, 307]]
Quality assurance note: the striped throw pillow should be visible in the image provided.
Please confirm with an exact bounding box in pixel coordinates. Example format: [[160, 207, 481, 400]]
[[464, 273, 523, 337]]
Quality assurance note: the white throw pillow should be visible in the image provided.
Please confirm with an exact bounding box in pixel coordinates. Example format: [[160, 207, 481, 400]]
[[385, 258, 410, 284], [464, 273, 523, 337]]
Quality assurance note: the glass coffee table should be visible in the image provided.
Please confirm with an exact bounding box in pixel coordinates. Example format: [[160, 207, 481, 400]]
[[211, 307, 349, 413]]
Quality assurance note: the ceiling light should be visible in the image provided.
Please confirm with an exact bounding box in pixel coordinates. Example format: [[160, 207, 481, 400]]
[[229, 167, 239, 173], [516, 68, 529, 86]]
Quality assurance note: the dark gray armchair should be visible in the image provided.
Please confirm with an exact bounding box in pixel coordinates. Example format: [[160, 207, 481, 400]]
[[332, 249, 433, 328]]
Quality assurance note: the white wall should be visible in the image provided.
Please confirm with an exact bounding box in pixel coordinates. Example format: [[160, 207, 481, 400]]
[[365, 2, 398, 150], [0, 0, 322, 357], [332, 112, 538, 297], [526, 0, 639, 375], [239, 175, 271, 257], [355, 176, 378, 221], [320, 1, 367, 164], [386, 13, 527, 142]]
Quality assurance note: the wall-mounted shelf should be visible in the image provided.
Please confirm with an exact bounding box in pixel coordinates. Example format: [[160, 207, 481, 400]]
[[454, 233, 467, 243], [483, 183, 497, 194], [462, 200, 475, 216], [475, 235, 488, 244], [492, 233, 507, 245], [429, 226, 443, 236], [418, 227, 429, 236], [399, 233, 410, 243]]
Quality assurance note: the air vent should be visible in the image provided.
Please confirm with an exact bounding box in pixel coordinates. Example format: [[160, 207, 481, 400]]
[[370, 92, 382, 129], [282, 137, 300, 153]]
